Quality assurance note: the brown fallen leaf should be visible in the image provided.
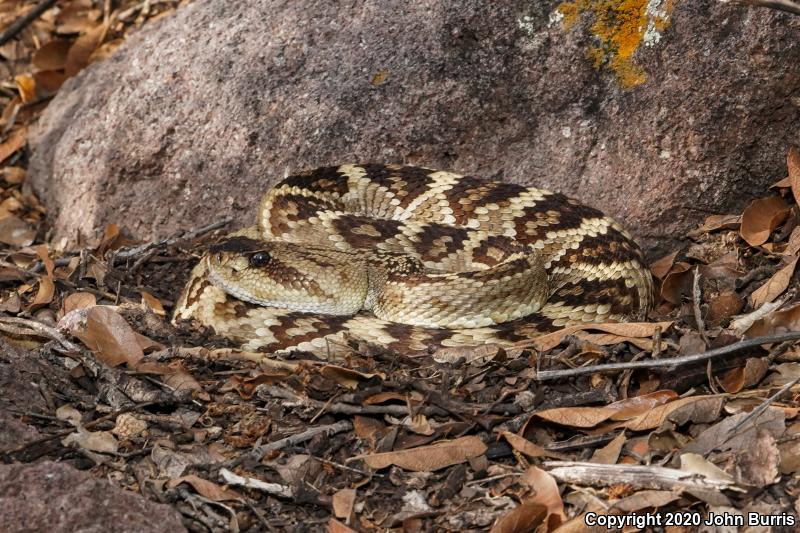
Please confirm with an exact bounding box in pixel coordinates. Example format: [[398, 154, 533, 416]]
[[60, 292, 96, 318], [167, 475, 242, 501], [744, 301, 800, 337], [140, 290, 166, 316], [740, 196, 790, 247], [649, 250, 678, 279], [624, 395, 725, 432], [489, 500, 547, 533], [787, 146, 800, 205], [359, 435, 486, 471], [328, 518, 358, 533], [520, 466, 566, 529], [1, 166, 25, 184], [320, 365, 384, 389], [534, 390, 677, 429], [719, 358, 769, 394], [33, 39, 72, 70], [687, 214, 742, 238], [62, 427, 119, 454], [751, 257, 798, 309], [332, 488, 356, 521], [0, 127, 27, 164], [14, 74, 36, 104], [528, 321, 672, 352], [74, 306, 144, 366], [65, 22, 110, 77], [660, 262, 693, 304], [30, 276, 54, 308], [590, 432, 626, 464], [499, 431, 568, 460], [610, 490, 681, 513]]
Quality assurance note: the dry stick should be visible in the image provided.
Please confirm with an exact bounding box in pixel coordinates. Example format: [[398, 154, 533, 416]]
[[736, 0, 800, 15], [534, 331, 800, 381], [726, 375, 800, 436], [0, 0, 57, 47], [225, 420, 353, 468], [692, 267, 709, 345], [111, 217, 233, 264]]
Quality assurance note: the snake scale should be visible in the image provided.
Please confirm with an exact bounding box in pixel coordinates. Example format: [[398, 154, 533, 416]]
[[172, 164, 655, 355]]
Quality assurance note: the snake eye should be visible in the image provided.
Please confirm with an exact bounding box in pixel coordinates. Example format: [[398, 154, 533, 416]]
[[249, 252, 271, 268]]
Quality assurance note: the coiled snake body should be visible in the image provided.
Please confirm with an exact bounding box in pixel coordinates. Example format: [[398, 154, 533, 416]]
[[173, 164, 655, 355]]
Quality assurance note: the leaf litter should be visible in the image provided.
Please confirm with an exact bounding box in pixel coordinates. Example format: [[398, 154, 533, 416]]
[[0, 3, 800, 531]]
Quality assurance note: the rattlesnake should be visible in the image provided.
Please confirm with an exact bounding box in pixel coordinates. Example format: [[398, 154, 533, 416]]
[[173, 164, 655, 355]]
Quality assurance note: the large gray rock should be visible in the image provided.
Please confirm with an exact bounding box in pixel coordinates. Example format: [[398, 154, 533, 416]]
[[29, 0, 800, 254], [0, 461, 187, 533]]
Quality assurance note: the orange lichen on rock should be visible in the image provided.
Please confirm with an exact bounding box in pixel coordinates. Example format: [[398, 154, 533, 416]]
[[556, 0, 674, 89]]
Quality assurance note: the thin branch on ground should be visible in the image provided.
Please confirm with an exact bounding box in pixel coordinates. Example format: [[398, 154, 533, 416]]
[[110, 217, 232, 265], [534, 331, 800, 381], [726, 375, 800, 436], [225, 420, 353, 468], [0, 0, 58, 47], [733, 0, 800, 15]]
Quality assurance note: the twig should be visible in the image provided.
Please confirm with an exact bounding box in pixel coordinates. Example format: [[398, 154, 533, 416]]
[[733, 0, 800, 15], [0, 0, 58, 47], [692, 267, 709, 346], [227, 420, 353, 467], [726, 375, 800, 436], [534, 331, 800, 381], [544, 460, 742, 492], [0, 316, 81, 352], [218, 468, 293, 498], [110, 217, 232, 265]]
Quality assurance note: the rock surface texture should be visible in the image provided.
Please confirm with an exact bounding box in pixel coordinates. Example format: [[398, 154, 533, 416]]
[[0, 461, 187, 533], [29, 0, 800, 253]]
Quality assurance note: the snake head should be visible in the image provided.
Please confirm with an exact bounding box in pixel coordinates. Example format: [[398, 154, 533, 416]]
[[205, 235, 371, 315]]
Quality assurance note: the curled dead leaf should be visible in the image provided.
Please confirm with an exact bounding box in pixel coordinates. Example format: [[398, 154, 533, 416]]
[[751, 257, 798, 309], [740, 196, 790, 247], [73, 306, 144, 367], [787, 146, 800, 205]]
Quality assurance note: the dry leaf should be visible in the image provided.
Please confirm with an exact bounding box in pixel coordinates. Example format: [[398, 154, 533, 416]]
[[530, 321, 671, 352], [534, 390, 677, 428], [328, 518, 358, 533], [33, 39, 72, 70], [751, 257, 798, 309], [687, 214, 742, 237], [610, 490, 680, 513], [167, 475, 242, 501], [499, 431, 567, 460], [74, 306, 144, 366], [62, 427, 119, 454], [519, 466, 566, 528], [590, 432, 626, 464], [719, 358, 769, 394], [0, 216, 35, 246], [61, 292, 96, 317], [33, 70, 67, 96], [788, 146, 800, 204], [14, 74, 36, 103], [1, 166, 25, 184], [624, 396, 725, 432], [359, 435, 486, 471], [433, 343, 505, 365], [320, 365, 384, 389], [706, 291, 744, 326], [489, 500, 547, 533], [65, 22, 109, 77], [649, 251, 678, 279], [0, 127, 27, 164], [332, 488, 356, 520], [740, 196, 790, 247], [141, 290, 166, 316], [744, 301, 800, 337], [30, 276, 54, 307]]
